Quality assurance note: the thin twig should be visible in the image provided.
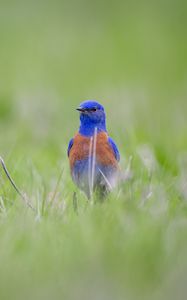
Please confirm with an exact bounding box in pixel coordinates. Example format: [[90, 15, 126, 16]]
[[88, 137, 93, 198], [91, 127, 97, 193], [0, 156, 36, 212], [98, 168, 112, 191]]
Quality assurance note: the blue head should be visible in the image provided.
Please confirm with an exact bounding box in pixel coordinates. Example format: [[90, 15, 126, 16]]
[[77, 100, 107, 136]]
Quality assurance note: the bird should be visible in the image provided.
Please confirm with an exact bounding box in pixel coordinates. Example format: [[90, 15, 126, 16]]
[[67, 100, 120, 199]]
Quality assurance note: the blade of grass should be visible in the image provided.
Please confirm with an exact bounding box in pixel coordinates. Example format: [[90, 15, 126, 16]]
[[0, 156, 36, 212]]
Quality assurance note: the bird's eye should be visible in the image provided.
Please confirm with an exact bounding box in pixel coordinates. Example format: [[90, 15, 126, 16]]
[[89, 108, 97, 112]]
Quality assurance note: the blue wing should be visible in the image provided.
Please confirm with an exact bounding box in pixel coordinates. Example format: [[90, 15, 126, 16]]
[[67, 138, 74, 157], [108, 137, 120, 162]]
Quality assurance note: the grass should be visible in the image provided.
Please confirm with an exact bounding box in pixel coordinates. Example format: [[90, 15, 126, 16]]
[[0, 0, 187, 299]]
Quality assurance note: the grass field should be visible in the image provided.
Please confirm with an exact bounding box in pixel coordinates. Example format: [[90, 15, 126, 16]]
[[0, 0, 187, 299]]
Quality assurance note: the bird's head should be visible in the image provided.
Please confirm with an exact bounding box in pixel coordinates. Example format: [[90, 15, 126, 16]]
[[77, 100, 107, 136]]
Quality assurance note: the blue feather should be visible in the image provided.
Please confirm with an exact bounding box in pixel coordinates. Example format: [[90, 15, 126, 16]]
[[78, 100, 106, 137], [67, 138, 74, 157], [108, 137, 120, 162]]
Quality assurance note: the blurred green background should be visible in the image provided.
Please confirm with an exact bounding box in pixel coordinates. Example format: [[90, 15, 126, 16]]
[[1, 0, 186, 154], [0, 0, 187, 299]]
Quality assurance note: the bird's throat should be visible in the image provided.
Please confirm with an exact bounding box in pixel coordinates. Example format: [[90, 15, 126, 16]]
[[79, 119, 107, 137]]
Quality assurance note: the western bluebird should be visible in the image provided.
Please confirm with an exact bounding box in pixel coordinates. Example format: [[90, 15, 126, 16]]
[[68, 100, 120, 198]]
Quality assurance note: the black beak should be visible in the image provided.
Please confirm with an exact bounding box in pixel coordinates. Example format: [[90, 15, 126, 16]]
[[76, 107, 85, 112]]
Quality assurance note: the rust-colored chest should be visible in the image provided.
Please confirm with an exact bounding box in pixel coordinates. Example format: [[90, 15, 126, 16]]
[[69, 132, 118, 169]]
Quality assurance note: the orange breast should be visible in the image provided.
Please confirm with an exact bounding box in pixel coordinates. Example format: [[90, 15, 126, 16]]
[[69, 132, 118, 169]]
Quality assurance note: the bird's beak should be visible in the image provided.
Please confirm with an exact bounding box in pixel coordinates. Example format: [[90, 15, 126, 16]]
[[76, 107, 85, 113]]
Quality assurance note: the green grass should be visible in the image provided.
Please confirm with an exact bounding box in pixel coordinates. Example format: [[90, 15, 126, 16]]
[[0, 0, 187, 299]]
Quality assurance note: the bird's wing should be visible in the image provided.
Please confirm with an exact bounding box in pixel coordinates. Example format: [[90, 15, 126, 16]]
[[67, 138, 74, 157], [108, 137, 120, 162]]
